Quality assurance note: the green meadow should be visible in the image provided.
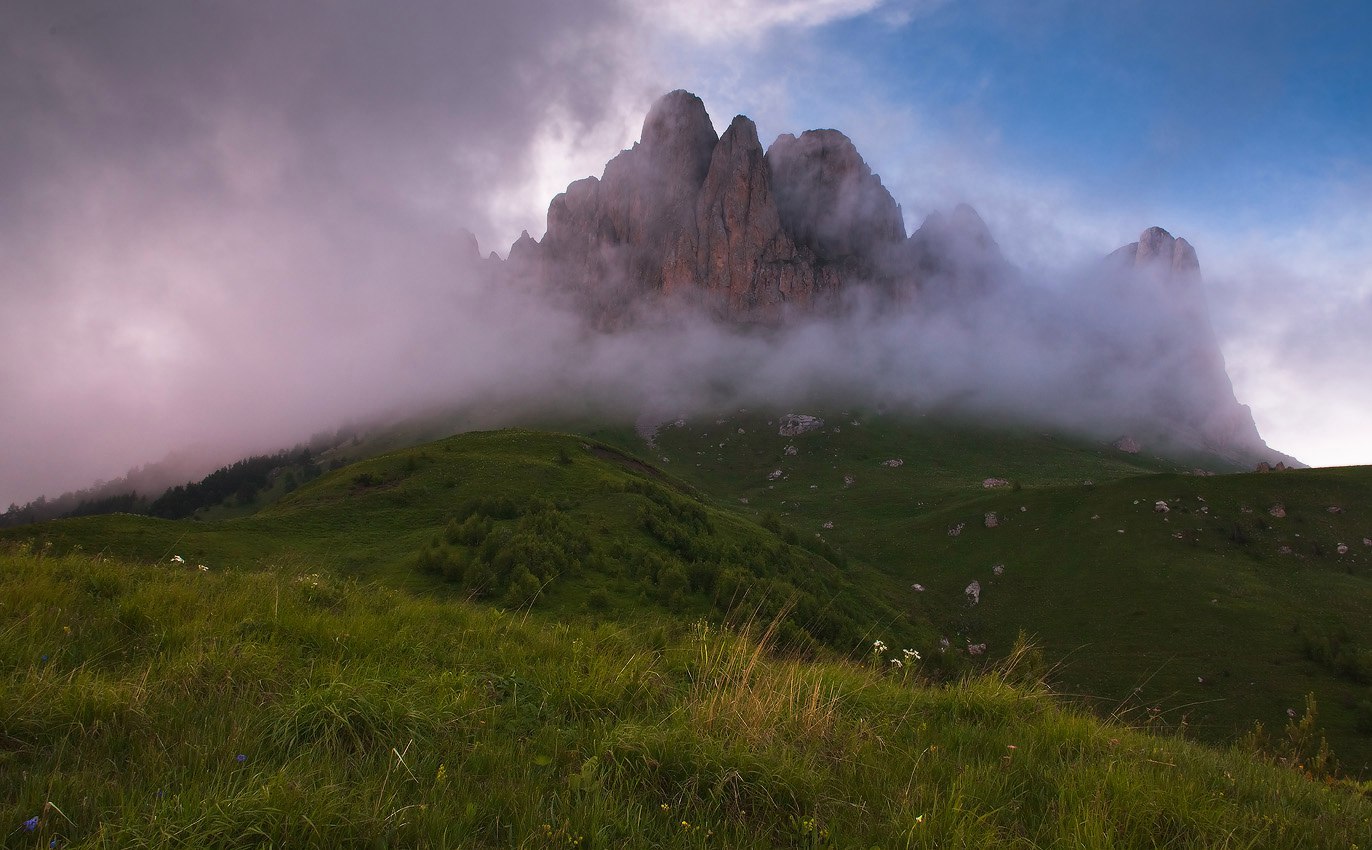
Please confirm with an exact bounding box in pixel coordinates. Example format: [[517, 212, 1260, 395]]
[[5, 415, 1372, 846]]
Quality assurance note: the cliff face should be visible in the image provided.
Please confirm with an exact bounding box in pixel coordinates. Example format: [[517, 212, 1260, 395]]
[[766, 129, 906, 278], [479, 89, 1292, 466], [672, 115, 841, 318], [501, 90, 988, 324]]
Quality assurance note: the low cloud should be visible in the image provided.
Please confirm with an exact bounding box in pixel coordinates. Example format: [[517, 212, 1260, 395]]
[[2, 1, 1367, 509], [0, 0, 661, 504]]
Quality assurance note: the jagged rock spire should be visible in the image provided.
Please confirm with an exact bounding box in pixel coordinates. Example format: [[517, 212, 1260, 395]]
[[1111, 225, 1200, 280], [766, 129, 906, 263], [677, 115, 838, 317]]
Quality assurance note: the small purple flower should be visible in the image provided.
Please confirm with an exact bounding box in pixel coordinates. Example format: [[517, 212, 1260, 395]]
[[40, 655, 48, 663], [23, 816, 39, 832], [235, 753, 247, 763]]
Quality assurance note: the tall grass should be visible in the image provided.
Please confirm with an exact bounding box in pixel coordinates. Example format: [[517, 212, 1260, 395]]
[[3, 544, 1370, 848]]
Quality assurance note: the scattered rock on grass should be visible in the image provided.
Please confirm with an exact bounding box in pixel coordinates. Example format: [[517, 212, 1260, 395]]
[[1337, 544, 1349, 555], [992, 564, 1004, 576], [1268, 504, 1286, 518], [784, 445, 798, 456], [1154, 501, 1170, 513], [967, 643, 986, 656], [1327, 506, 1343, 514], [881, 458, 904, 468], [948, 522, 965, 537], [984, 512, 999, 528], [965, 581, 981, 605], [1113, 436, 1141, 453], [767, 469, 783, 481], [778, 414, 824, 436], [983, 477, 1010, 489]]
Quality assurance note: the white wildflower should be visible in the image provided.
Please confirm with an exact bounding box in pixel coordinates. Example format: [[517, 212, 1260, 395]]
[[170, 555, 184, 564], [872, 639, 888, 654]]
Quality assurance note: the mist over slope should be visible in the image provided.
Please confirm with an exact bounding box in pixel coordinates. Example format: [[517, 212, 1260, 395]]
[[462, 90, 1293, 468], [2, 86, 1300, 511]]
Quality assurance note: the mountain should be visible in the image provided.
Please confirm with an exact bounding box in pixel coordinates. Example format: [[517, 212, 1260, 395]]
[[469, 89, 1293, 469]]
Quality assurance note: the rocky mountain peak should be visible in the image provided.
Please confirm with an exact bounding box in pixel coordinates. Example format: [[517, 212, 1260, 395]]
[[949, 204, 995, 248], [1114, 226, 1202, 279], [456, 228, 480, 262], [637, 89, 719, 191], [1099, 225, 1298, 466], [905, 202, 1005, 293], [675, 114, 839, 318], [766, 129, 906, 263]]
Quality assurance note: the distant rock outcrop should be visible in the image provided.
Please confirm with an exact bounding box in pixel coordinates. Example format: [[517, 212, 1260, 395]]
[[1113, 436, 1141, 454], [778, 414, 824, 436]]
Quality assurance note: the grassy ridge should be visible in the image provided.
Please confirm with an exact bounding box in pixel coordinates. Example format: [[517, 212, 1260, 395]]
[[4, 546, 1371, 848], [0, 430, 922, 655], [584, 410, 1372, 772], [8, 418, 1372, 770]]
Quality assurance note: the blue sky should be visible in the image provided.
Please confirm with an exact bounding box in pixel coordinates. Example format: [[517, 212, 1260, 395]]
[[817, 1, 1371, 223]]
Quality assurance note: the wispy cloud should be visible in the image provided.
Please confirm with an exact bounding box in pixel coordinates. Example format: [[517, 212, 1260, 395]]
[[642, 0, 940, 45]]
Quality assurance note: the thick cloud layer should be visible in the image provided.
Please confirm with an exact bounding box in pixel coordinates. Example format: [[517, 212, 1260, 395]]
[[0, 1, 658, 505], [2, 1, 1366, 508]]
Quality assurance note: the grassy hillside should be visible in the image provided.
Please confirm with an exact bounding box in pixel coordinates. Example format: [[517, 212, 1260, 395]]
[[4, 545, 1370, 848], [8, 412, 1372, 780], [0, 430, 922, 656], [580, 409, 1372, 773]]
